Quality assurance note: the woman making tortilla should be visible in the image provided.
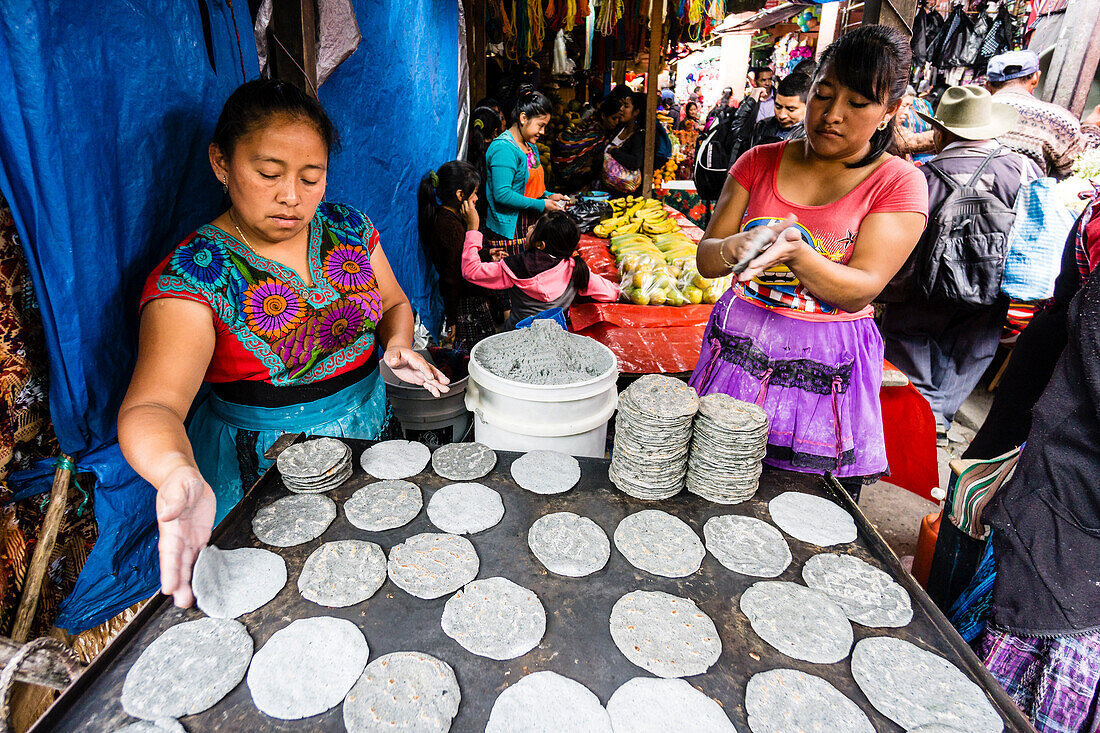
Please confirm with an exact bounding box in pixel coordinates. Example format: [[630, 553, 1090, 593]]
[[118, 80, 448, 606], [692, 26, 928, 499]]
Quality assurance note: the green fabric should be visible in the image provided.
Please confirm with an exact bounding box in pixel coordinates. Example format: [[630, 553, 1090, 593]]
[[484, 132, 550, 239]]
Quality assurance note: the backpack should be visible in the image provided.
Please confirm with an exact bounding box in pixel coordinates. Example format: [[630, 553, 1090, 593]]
[[693, 99, 755, 201], [919, 148, 1017, 306]]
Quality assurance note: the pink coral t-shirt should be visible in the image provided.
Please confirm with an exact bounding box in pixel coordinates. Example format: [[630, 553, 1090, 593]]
[[729, 142, 928, 321]]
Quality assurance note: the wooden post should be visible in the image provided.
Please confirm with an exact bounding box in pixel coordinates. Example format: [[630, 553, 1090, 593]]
[[466, 0, 488, 103], [1041, 0, 1100, 116], [12, 457, 72, 644], [641, 0, 665, 197], [268, 0, 319, 95]]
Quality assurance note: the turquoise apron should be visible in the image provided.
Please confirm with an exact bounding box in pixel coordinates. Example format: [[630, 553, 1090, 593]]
[[188, 368, 389, 524]]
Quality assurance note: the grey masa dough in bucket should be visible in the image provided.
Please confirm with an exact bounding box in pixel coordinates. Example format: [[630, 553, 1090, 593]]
[[298, 539, 387, 607], [441, 576, 546, 660], [527, 511, 610, 577], [510, 450, 581, 494], [342, 651, 460, 733], [613, 509, 705, 578], [431, 442, 497, 481], [606, 677, 736, 733], [387, 532, 480, 600], [702, 514, 791, 578], [251, 493, 336, 547], [851, 635, 1003, 733], [609, 590, 721, 678], [473, 319, 614, 385], [191, 545, 287, 619], [246, 616, 369, 720], [426, 482, 505, 534], [745, 668, 874, 733], [739, 580, 854, 664], [802, 552, 914, 627], [484, 671, 612, 733], [120, 617, 252, 720], [768, 491, 858, 546], [344, 479, 423, 532], [359, 439, 431, 480]]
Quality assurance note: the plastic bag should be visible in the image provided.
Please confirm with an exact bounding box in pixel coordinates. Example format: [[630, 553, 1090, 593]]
[[568, 199, 612, 233]]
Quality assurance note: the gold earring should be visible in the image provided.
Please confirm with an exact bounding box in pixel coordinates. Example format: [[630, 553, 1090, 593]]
[[878, 120, 889, 131], [222, 175, 228, 193]]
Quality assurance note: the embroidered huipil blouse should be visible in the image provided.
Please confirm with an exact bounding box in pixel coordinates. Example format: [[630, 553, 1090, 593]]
[[141, 202, 383, 387]]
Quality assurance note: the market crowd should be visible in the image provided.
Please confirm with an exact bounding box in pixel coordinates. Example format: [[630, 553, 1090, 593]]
[[111, 17, 1100, 733], [411, 32, 1100, 733]]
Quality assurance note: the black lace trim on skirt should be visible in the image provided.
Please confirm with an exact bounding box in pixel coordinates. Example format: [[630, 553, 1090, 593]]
[[707, 326, 853, 396]]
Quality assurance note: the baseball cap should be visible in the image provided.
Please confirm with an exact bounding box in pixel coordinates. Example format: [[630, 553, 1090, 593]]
[[987, 50, 1040, 82]]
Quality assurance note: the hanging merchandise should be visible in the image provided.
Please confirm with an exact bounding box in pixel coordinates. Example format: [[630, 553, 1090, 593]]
[[929, 4, 975, 70], [597, 0, 624, 35], [552, 30, 577, 75], [911, 3, 944, 66], [975, 4, 1015, 72]]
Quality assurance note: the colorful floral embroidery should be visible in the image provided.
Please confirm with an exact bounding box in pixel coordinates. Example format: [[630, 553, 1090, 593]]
[[323, 243, 373, 293], [317, 300, 368, 350], [243, 279, 306, 338], [151, 202, 383, 386], [171, 238, 227, 288]]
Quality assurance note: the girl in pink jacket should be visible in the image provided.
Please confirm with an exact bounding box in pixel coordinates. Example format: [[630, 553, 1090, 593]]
[[461, 210, 620, 328]]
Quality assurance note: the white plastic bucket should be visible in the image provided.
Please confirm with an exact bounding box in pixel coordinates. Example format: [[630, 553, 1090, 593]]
[[465, 337, 619, 458]]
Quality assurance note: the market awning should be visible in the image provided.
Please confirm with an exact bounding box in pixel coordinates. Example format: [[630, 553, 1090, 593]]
[[715, 1, 813, 33]]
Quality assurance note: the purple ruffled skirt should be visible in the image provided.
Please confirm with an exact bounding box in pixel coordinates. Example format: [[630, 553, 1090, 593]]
[[689, 292, 887, 481]]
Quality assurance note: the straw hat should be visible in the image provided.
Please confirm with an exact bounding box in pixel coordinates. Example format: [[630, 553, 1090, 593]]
[[916, 85, 1018, 141]]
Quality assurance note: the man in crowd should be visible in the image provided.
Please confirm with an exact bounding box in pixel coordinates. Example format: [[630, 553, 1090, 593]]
[[660, 88, 681, 129], [881, 85, 1042, 437], [985, 50, 1099, 179], [747, 66, 775, 122], [750, 73, 809, 148]]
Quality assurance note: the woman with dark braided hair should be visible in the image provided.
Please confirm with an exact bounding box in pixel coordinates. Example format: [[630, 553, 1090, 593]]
[[690, 26, 929, 500]]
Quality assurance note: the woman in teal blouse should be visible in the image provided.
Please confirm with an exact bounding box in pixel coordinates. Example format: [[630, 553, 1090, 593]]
[[483, 91, 569, 258]]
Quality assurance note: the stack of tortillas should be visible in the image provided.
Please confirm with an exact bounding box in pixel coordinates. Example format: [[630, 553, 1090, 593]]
[[610, 375, 699, 500], [276, 437, 352, 494], [687, 394, 768, 503]]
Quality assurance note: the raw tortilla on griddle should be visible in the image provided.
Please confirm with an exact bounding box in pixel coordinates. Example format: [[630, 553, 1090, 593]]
[[426, 482, 505, 534], [745, 668, 874, 733], [485, 671, 612, 733], [802, 552, 913, 628], [606, 677, 735, 733], [298, 539, 387, 607], [251, 493, 336, 547], [120, 618, 252, 720], [702, 514, 791, 578], [192, 545, 287, 619], [441, 577, 546, 660], [528, 512, 610, 577], [344, 479, 423, 532], [342, 651, 460, 732], [738, 581, 854, 664], [509, 450, 581, 494], [613, 509, 705, 578], [609, 590, 721, 678], [387, 532, 480, 600], [246, 616, 369, 720], [359, 439, 431, 480]]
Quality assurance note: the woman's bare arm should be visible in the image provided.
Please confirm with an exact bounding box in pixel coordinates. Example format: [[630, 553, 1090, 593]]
[[738, 210, 927, 312], [118, 297, 217, 607]]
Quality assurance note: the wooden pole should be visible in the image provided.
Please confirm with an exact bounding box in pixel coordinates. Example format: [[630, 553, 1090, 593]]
[[467, 0, 488, 103], [641, 0, 665, 197], [1041, 0, 1100, 116], [12, 457, 72, 644], [268, 0, 319, 96]]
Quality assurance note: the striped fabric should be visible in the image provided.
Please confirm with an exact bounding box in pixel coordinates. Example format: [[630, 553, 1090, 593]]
[[947, 447, 1020, 540]]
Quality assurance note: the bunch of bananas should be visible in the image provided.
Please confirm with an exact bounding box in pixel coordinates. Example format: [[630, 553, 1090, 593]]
[[593, 196, 681, 239]]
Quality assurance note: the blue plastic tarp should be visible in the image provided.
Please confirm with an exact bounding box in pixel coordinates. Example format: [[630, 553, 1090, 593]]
[[0, 0, 458, 633], [319, 0, 458, 338]]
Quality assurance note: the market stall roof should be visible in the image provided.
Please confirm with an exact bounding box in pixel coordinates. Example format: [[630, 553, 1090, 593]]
[[715, 1, 814, 33]]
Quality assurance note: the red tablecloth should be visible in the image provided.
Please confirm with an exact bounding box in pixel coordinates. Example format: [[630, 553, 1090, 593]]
[[571, 209, 939, 499]]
